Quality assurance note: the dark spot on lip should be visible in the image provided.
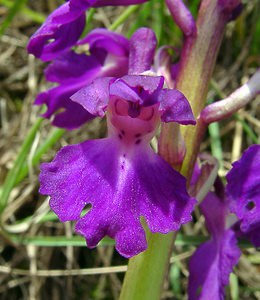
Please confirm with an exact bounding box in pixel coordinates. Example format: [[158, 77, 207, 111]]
[[136, 85, 144, 93], [121, 165, 124, 170], [123, 154, 126, 157], [135, 139, 141, 145], [246, 201, 255, 211], [121, 130, 125, 135], [135, 133, 142, 138], [118, 134, 122, 139]]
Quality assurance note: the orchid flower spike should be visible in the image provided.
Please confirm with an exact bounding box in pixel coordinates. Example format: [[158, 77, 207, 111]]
[[35, 29, 129, 129], [226, 144, 260, 247], [188, 144, 260, 299], [39, 74, 196, 258], [27, 0, 148, 61], [188, 190, 241, 300]]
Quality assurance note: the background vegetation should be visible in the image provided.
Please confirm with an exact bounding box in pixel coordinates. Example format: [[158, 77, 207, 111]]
[[0, 0, 259, 299]]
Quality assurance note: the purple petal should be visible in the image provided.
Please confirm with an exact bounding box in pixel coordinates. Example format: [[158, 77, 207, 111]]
[[93, 0, 148, 6], [69, 0, 97, 10], [27, 2, 86, 61], [157, 89, 196, 125], [45, 51, 101, 84], [188, 230, 241, 300], [36, 29, 129, 129], [128, 28, 157, 75], [248, 227, 260, 247], [165, 0, 196, 36], [218, 0, 242, 19], [200, 192, 227, 239], [45, 29, 129, 84], [35, 83, 96, 130], [71, 77, 114, 117], [40, 138, 195, 257], [110, 75, 164, 105], [134, 146, 196, 233], [154, 46, 178, 88], [79, 28, 129, 57], [189, 154, 219, 202], [69, 0, 148, 10], [226, 145, 260, 234]]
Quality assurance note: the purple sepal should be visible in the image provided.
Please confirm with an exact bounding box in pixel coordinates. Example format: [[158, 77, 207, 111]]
[[188, 192, 241, 300], [226, 145, 260, 246], [35, 83, 96, 130], [78, 28, 129, 57], [45, 29, 129, 84], [157, 89, 196, 125], [69, 0, 97, 10], [128, 28, 157, 75], [71, 77, 114, 117], [110, 75, 164, 105], [27, 2, 87, 61], [188, 230, 241, 300], [70, 0, 148, 8], [200, 192, 227, 238], [218, 0, 242, 20], [72, 74, 195, 126], [40, 138, 196, 258], [35, 29, 129, 129], [228, 3, 243, 21], [44, 51, 102, 84], [93, 0, 148, 6], [165, 0, 196, 36], [154, 46, 179, 88]]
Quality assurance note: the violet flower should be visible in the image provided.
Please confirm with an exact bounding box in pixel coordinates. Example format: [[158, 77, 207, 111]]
[[35, 29, 129, 130], [39, 74, 196, 258], [188, 191, 241, 300], [27, 0, 148, 61], [226, 144, 260, 247], [188, 144, 260, 299]]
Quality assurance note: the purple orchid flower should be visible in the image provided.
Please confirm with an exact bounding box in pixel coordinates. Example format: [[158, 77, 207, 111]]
[[39, 74, 196, 258], [188, 191, 241, 300], [27, 0, 148, 61], [226, 144, 260, 247], [35, 27, 167, 130], [35, 29, 129, 130], [188, 144, 260, 299]]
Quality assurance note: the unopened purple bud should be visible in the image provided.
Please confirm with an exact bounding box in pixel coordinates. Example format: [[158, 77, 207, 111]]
[[201, 69, 260, 124], [128, 28, 157, 75], [165, 0, 196, 36]]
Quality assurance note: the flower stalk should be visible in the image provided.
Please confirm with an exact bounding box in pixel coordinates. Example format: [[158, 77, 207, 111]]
[[120, 1, 238, 299]]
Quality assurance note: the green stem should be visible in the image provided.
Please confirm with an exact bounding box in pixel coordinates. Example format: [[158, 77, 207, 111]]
[[0, 0, 29, 35], [0, 118, 44, 214], [120, 231, 175, 300], [0, 0, 45, 23], [15, 128, 65, 185], [120, 1, 231, 299], [108, 5, 140, 31]]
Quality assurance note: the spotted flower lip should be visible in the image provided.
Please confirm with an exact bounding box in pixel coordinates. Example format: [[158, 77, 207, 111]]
[[40, 74, 196, 258]]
